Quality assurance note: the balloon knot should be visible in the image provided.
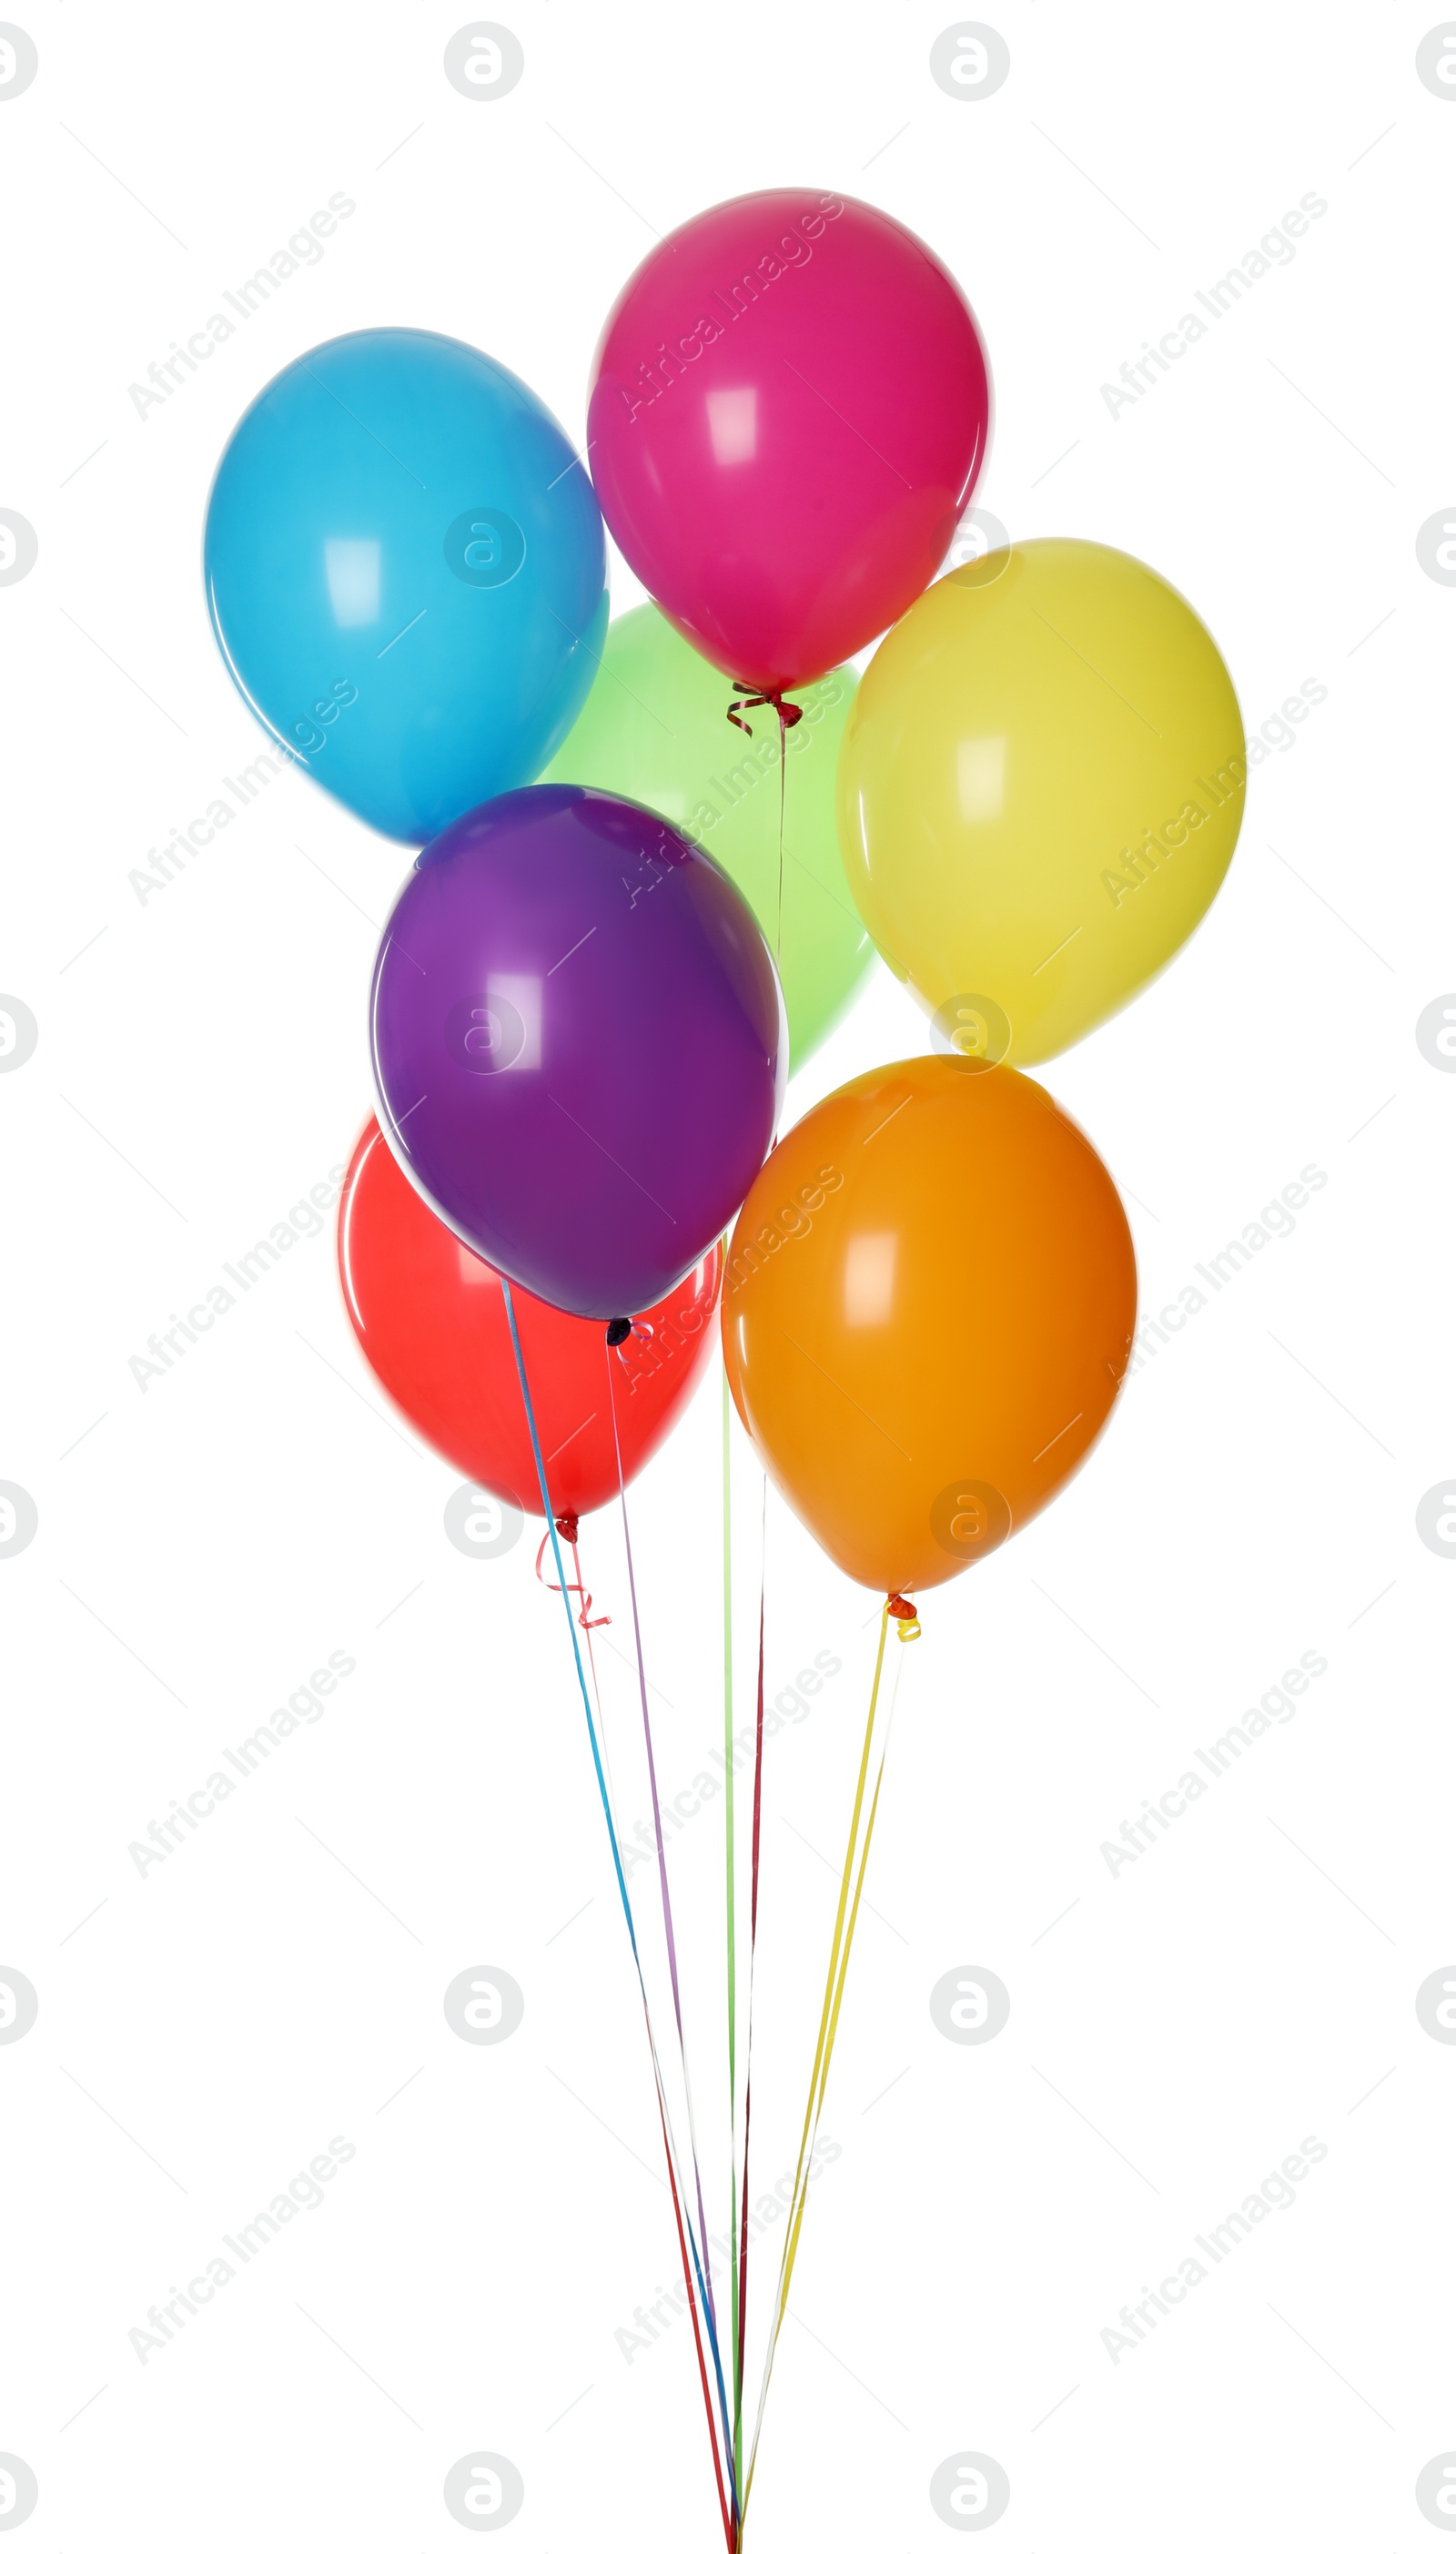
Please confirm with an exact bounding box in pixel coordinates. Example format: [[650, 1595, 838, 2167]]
[[605, 1317, 632, 1347], [888, 1595, 922, 1642], [727, 683, 803, 737], [555, 1512, 580, 1546]]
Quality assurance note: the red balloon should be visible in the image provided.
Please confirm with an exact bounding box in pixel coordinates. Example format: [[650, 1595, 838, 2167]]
[[587, 188, 991, 696], [338, 1120, 721, 1519]]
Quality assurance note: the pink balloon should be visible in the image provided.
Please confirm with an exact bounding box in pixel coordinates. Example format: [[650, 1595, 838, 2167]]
[[587, 189, 991, 697]]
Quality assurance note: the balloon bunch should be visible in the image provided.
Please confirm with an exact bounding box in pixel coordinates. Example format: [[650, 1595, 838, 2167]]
[[206, 187, 1243, 2539]]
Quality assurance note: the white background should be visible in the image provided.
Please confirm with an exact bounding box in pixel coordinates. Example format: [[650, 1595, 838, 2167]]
[[2, 2, 1453, 2545]]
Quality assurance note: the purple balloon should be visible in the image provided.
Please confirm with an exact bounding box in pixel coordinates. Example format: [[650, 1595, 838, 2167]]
[[369, 786, 785, 1319]]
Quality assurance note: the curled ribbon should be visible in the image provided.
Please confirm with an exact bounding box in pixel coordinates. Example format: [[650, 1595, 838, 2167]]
[[887, 1594, 922, 1643], [535, 1512, 611, 1630], [726, 683, 804, 737]]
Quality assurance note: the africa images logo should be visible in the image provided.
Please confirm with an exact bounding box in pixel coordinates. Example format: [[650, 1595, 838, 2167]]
[[614, 196, 846, 424]]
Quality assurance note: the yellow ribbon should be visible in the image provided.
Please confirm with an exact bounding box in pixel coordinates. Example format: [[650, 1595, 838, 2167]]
[[739, 1597, 907, 2534]]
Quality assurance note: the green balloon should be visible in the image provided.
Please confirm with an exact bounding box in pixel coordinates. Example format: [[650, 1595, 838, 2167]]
[[541, 605, 874, 1070]]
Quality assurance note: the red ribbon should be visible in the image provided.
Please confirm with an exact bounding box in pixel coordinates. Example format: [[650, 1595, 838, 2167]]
[[535, 1513, 611, 1629], [726, 683, 803, 737]]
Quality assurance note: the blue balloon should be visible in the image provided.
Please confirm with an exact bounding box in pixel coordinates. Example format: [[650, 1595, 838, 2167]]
[[204, 329, 608, 845]]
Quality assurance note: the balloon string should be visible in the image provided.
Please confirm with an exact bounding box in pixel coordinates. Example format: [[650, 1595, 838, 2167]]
[[735, 1474, 768, 2514], [722, 1373, 740, 2463], [500, 1281, 734, 2550], [653, 2064, 735, 2554], [723, 684, 796, 968], [740, 1599, 915, 2535], [606, 1341, 740, 2525], [776, 704, 786, 967]]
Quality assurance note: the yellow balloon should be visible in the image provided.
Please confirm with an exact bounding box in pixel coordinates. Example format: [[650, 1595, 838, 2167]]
[[837, 540, 1246, 1064]]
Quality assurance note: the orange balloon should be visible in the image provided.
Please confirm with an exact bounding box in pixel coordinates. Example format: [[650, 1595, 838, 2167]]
[[722, 1057, 1137, 1594]]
